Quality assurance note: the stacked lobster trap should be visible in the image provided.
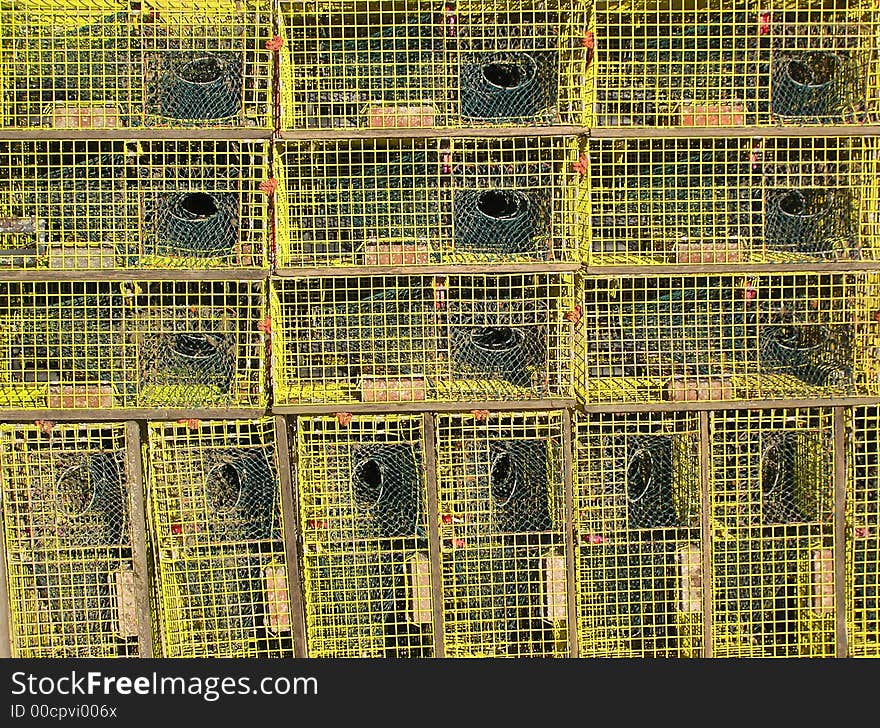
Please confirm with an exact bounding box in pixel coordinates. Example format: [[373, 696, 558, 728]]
[[575, 412, 703, 658], [436, 411, 568, 657], [0, 140, 270, 271], [848, 406, 880, 657], [574, 272, 879, 405], [0, 422, 142, 657], [146, 418, 293, 657], [275, 135, 585, 267], [271, 274, 574, 405], [592, 0, 880, 128], [574, 409, 837, 658], [0, 1, 273, 129], [583, 135, 880, 265], [294, 414, 434, 657], [278, 0, 593, 130], [708, 409, 836, 657], [0, 280, 267, 411]]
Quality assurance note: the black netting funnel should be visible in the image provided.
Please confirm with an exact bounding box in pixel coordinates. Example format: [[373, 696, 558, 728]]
[[625, 436, 678, 530], [54, 451, 126, 547], [759, 309, 849, 387], [449, 291, 546, 387], [460, 51, 554, 122], [204, 448, 277, 542], [352, 443, 421, 539], [155, 54, 243, 121], [760, 432, 807, 525], [764, 188, 843, 256], [488, 439, 552, 535], [453, 188, 548, 255], [771, 51, 846, 119], [145, 313, 237, 393], [155, 191, 238, 258]]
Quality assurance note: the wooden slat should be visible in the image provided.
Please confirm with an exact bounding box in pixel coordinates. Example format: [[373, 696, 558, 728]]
[[699, 411, 714, 658], [0, 129, 272, 141], [421, 413, 446, 658], [562, 408, 578, 658], [275, 262, 580, 277], [273, 415, 308, 658], [0, 408, 268, 422], [833, 406, 849, 658], [278, 125, 586, 141], [124, 421, 153, 658], [584, 261, 880, 275], [590, 124, 880, 139], [273, 399, 576, 416], [0, 501, 11, 657], [0, 268, 268, 282], [578, 396, 880, 415]]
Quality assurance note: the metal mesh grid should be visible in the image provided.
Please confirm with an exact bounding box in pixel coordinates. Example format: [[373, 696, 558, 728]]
[[575, 412, 702, 657], [855, 273, 880, 396], [0, 140, 269, 271], [575, 272, 867, 404], [709, 409, 836, 657], [593, 1, 880, 128], [270, 274, 573, 405], [147, 418, 293, 657], [436, 411, 567, 656], [275, 136, 583, 266], [848, 405, 880, 656], [279, 0, 592, 130], [0, 1, 272, 129], [295, 414, 434, 657], [0, 279, 266, 410], [585, 135, 879, 265], [0, 421, 139, 657]]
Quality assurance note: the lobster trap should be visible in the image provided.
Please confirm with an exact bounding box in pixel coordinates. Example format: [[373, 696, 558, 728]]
[[0, 422, 141, 657], [270, 274, 573, 405], [593, 1, 880, 127], [848, 406, 880, 656], [436, 411, 568, 656], [584, 135, 880, 265], [295, 414, 433, 657], [575, 272, 868, 404], [0, 279, 266, 411], [575, 413, 703, 657], [146, 418, 293, 657], [0, 140, 269, 271], [279, 0, 592, 130], [275, 136, 583, 267], [0, 1, 273, 129], [708, 409, 836, 657]]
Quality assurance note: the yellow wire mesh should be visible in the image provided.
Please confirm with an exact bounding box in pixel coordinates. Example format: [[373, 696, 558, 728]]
[[584, 135, 880, 266], [0, 421, 141, 657], [855, 273, 880, 396], [279, 0, 592, 130], [275, 136, 585, 267], [575, 412, 703, 657], [0, 280, 267, 411], [270, 274, 574, 405], [709, 409, 836, 657], [436, 410, 568, 657], [0, 1, 273, 129], [295, 414, 434, 657], [575, 272, 873, 405], [0, 140, 270, 271], [848, 405, 880, 657], [593, 0, 880, 128], [146, 418, 293, 657]]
